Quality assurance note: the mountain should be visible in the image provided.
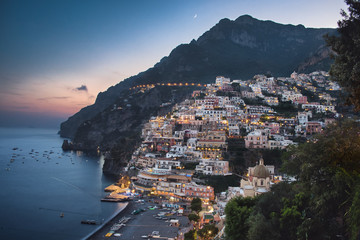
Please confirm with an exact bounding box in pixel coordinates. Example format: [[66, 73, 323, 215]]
[[59, 15, 336, 173]]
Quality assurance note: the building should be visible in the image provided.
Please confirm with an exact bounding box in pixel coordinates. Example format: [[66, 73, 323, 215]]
[[216, 76, 231, 86], [297, 112, 309, 125], [240, 158, 274, 197], [156, 158, 181, 169], [196, 130, 227, 159], [263, 97, 279, 106], [185, 183, 215, 201], [195, 159, 229, 175], [245, 130, 268, 149], [306, 121, 322, 135]]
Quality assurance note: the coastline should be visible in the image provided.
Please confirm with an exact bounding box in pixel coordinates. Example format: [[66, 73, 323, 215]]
[[82, 202, 130, 240], [0, 127, 124, 240]]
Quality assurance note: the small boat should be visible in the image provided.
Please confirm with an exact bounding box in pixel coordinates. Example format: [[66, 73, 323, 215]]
[[81, 220, 97, 225], [60, 213, 64, 218]]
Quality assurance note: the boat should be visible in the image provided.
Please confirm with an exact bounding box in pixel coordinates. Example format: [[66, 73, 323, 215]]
[[60, 213, 64, 218], [81, 220, 97, 225], [151, 231, 160, 238]]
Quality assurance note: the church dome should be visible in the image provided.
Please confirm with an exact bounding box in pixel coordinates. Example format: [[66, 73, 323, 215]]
[[253, 165, 270, 178], [253, 158, 270, 178]]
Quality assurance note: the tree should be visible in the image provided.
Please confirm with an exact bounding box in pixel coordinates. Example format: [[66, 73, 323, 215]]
[[247, 213, 280, 240], [326, 0, 360, 110], [188, 213, 200, 222], [347, 183, 360, 240], [279, 193, 306, 240], [197, 224, 218, 240], [225, 196, 257, 240], [281, 120, 360, 239], [184, 230, 196, 240], [191, 197, 202, 213]]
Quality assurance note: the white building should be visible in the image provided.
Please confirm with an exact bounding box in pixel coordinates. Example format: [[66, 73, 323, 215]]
[[195, 159, 229, 175], [216, 76, 231, 86], [263, 97, 279, 106], [166, 145, 187, 158]]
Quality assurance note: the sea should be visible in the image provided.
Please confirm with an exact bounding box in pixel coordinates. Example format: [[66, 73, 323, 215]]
[[0, 127, 126, 240]]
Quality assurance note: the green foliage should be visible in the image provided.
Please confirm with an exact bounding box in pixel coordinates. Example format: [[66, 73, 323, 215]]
[[243, 97, 263, 106], [197, 224, 218, 240], [299, 87, 319, 102], [231, 82, 240, 92], [200, 175, 241, 193], [281, 120, 360, 239], [191, 197, 202, 213], [225, 197, 257, 240], [261, 149, 284, 168], [184, 229, 196, 240], [326, 0, 360, 110], [216, 91, 236, 98], [347, 183, 360, 240], [183, 162, 197, 170], [195, 92, 206, 100], [188, 213, 200, 222], [225, 121, 360, 240], [247, 213, 280, 240], [273, 101, 298, 117], [279, 193, 308, 240]]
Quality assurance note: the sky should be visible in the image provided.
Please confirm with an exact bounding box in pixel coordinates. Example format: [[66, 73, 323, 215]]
[[0, 0, 348, 128]]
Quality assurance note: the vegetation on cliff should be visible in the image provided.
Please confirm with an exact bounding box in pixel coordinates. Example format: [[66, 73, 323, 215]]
[[326, 0, 360, 110], [225, 120, 360, 240]]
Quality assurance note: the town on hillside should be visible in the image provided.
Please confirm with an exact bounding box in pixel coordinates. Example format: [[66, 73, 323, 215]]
[[111, 71, 347, 239]]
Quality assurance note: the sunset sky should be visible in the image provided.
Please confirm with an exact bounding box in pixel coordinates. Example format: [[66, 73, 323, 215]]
[[0, 0, 347, 128]]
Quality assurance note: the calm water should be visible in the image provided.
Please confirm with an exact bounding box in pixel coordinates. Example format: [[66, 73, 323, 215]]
[[0, 128, 125, 240]]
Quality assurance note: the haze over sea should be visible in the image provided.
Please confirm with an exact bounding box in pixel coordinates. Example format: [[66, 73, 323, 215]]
[[0, 127, 125, 240]]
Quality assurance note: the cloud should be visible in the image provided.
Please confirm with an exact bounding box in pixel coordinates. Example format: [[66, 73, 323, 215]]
[[193, 14, 197, 19], [37, 97, 70, 101], [74, 85, 88, 92]]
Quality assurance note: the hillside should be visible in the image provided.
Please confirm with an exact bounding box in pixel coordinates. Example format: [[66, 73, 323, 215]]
[[59, 15, 336, 173], [60, 15, 335, 139]]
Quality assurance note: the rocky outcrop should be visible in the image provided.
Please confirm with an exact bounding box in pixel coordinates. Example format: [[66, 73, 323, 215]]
[[68, 86, 194, 174], [297, 46, 334, 73]]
